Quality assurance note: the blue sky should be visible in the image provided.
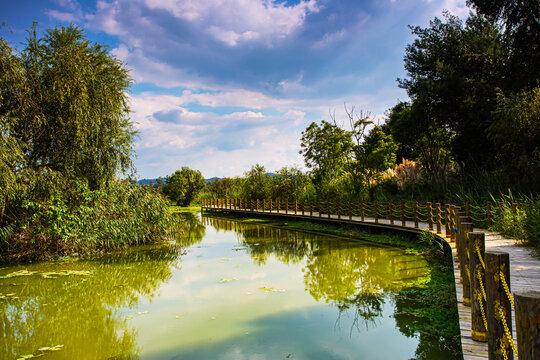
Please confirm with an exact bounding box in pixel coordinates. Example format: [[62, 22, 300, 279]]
[[1, 0, 470, 179]]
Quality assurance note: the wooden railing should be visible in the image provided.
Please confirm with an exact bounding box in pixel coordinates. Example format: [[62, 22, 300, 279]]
[[201, 198, 539, 360]]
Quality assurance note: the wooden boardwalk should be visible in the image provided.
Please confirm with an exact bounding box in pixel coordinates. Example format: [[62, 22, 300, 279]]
[[202, 204, 540, 360]]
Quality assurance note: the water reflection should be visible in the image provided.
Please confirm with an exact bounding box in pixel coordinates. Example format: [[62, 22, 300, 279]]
[[203, 215, 460, 359], [0, 244, 181, 360], [203, 217, 428, 326], [176, 211, 206, 247]]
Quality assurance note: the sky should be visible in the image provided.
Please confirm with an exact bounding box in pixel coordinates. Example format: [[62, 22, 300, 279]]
[[0, 0, 470, 179]]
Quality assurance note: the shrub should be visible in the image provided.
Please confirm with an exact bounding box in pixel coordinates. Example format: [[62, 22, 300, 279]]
[[524, 199, 540, 249], [394, 159, 424, 190], [1, 180, 181, 263]]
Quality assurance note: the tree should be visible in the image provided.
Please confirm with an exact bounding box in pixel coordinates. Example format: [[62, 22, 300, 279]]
[[163, 167, 205, 206], [386, 101, 453, 186], [341, 106, 397, 196], [242, 164, 271, 199], [1, 24, 136, 191], [299, 120, 353, 188], [467, 0, 539, 90], [399, 12, 507, 169], [271, 166, 309, 201], [488, 86, 540, 191], [206, 177, 235, 198]]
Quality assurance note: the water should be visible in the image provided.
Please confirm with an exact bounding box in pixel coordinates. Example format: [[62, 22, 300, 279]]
[[0, 212, 461, 360]]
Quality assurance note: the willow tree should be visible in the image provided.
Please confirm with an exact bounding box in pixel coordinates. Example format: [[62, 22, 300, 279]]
[[0, 24, 136, 191]]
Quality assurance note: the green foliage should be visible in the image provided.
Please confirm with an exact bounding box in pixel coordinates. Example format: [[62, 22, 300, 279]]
[[241, 164, 272, 199], [270, 166, 310, 201], [418, 230, 445, 255], [1, 24, 136, 191], [162, 167, 206, 206], [299, 120, 353, 187], [386, 101, 453, 186], [1, 180, 181, 262], [0, 24, 177, 262], [398, 13, 506, 170], [205, 177, 235, 198], [524, 199, 540, 249], [489, 86, 540, 191]]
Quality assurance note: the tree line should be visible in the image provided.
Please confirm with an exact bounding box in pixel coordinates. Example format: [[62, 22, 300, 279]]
[[0, 24, 179, 263]]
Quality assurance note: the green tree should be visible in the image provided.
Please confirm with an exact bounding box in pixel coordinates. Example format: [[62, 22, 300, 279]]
[[163, 167, 205, 206], [488, 86, 540, 190], [206, 177, 235, 198], [242, 164, 271, 199], [342, 107, 397, 196], [1, 24, 135, 191], [271, 166, 310, 201], [299, 120, 353, 189], [386, 101, 453, 186], [467, 0, 539, 91], [399, 12, 506, 169]]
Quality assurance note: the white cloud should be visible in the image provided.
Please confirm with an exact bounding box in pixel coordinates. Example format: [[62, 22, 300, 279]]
[[45, 9, 79, 22], [311, 29, 347, 49], [143, 0, 320, 46]]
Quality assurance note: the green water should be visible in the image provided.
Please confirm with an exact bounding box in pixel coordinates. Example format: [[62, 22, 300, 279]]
[[0, 212, 461, 360]]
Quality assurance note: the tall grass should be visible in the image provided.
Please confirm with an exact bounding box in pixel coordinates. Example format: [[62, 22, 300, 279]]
[[1, 180, 181, 263]]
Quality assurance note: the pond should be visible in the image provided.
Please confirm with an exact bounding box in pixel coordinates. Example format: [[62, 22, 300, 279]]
[[0, 212, 461, 360]]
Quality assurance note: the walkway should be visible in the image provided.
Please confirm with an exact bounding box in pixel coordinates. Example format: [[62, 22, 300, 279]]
[[202, 203, 540, 360]]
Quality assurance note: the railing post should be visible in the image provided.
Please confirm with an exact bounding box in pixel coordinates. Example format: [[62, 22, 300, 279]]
[[401, 201, 405, 227], [327, 201, 330, 219], [310, 200, 313, 217], [295, 200, 298, 215], [469, 232, 487, 342], [414, 202, 419, 228], [277, 199, 280, 213], [375, 201, 379, 223], [450, 205, 457, 242], [337, 200, 341, 220], [263, 199, 266, 212], [485, 251, 514, 360], [285, 199, 288, 214], [446, 203, 451, 238], [269, 199, 272, 213], [348, 201, 352, 220], [319, 201, 322, 218], [390, 202, 394, 225], [461, 223, 473, 306], [436, 203, 442, 234], [361, 202, 365, 221], [515, 291, 540, 360], [386, 201, 390, 222], [302, 200, 305, 216], [256, 199, 259, 212], [428, 202, 433, 230]]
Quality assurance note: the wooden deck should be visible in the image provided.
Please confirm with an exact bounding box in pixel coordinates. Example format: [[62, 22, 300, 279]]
[[202, 204, 540, 360]]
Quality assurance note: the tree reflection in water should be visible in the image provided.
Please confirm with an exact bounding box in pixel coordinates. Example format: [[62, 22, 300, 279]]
[[203, 216, 426, 327], [203, 215, 461, 360], [0, 244, 182, 360]]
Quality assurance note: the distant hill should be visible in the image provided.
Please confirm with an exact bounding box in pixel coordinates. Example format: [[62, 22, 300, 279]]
[[138, 178, 158, 185], [139, 173, 275, 186]]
